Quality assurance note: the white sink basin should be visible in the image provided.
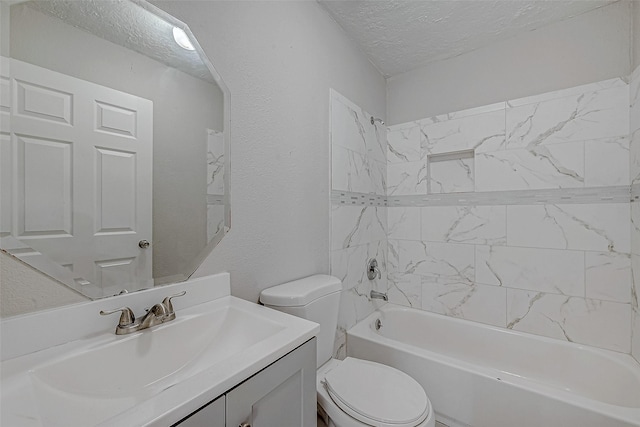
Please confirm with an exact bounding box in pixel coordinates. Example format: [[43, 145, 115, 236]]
[[31, 306, 284, 399], [1, 289, 318, 427], [27, 302, 288, 426]]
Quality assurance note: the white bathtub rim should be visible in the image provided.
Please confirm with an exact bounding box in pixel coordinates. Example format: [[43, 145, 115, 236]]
[[369, 304, 640, 376], [347, 305, 640, 426], [377, 304, 637, 358]]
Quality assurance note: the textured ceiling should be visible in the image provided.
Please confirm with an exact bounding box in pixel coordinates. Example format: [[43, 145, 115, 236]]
[[318, 0, 616, 77], [23, 0, 215, 83]]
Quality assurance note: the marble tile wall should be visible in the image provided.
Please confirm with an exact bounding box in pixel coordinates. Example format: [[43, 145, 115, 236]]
[[207, 129, 225, 241], [631, 65, 640, 363], [330, 90, 387, 359], [386, 77, 634, 354]]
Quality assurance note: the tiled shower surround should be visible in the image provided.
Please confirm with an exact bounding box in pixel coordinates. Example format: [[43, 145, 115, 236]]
[[631, 65, 640, 363], [330, 90, 388, 358], [332, 68, 640, 360]]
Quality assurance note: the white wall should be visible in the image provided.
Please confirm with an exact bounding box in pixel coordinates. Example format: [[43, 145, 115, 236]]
[[0, 252, 87, 317], [387, 1, 633, 125], [156, 0, 386, 303]]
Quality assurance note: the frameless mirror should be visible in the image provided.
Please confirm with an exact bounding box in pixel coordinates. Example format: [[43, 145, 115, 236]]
[[0, 0, 230, 299]]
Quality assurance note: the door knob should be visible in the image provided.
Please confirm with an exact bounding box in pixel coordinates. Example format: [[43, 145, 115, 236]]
[[138, 240, 150, 249]]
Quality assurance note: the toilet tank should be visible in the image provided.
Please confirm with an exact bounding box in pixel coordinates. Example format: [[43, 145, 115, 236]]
[[260, 275, 341, 368]]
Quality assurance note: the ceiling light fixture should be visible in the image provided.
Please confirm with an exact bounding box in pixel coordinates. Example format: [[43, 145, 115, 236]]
[[173, 27, 195, 51]]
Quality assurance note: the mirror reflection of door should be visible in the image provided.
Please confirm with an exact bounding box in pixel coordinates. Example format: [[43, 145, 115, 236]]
[[1, 0, 229, 304], [1, 58, 152, 298]]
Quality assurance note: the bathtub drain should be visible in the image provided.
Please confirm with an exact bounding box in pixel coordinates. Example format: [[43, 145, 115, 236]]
[[375, 319, 382, 330]]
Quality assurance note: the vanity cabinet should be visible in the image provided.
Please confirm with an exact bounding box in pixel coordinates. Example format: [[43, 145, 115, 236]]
[[176, 396, 226, 427], [176, 338, 316, 427]]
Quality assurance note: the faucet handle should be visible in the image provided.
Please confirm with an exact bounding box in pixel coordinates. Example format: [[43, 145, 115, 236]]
[[161, 290, 186, 320], [100, 307, 135, 326]]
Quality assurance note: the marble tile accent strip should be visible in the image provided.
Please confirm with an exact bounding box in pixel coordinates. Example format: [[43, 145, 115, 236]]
[[331, 191, 388, 207], [333, 186, 630, 207], [386, 186, 629, 207]]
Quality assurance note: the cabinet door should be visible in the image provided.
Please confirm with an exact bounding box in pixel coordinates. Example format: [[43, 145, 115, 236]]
[[175, 395, 225, 427], [226, 339, 317, 427]]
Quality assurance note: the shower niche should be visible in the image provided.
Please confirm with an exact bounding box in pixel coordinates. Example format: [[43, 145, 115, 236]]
[[427, 149, 476, 194]]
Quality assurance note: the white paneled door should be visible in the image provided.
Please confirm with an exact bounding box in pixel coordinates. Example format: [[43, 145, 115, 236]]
[[1, 58, 152, 297]]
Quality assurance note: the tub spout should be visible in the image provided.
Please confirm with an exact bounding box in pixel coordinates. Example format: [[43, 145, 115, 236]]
[[370, 290, 388, 301]]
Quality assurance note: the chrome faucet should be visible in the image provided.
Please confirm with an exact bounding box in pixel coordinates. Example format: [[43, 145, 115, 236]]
[[100, 291, 186, 335], [370, 290, 388, 301]]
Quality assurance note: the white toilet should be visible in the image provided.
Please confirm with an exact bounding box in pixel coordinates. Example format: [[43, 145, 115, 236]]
[[260, 275, 435, 427]]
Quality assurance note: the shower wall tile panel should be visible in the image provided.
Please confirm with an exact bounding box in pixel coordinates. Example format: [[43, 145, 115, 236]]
[[475, 143, 585, 191], [632, 201, 640, 256], [506, 78, 626, 108], [630, 66, 640, 363], [421, 206, 506, 245], [330, 90, 387, 359], [584, 252, 631, 303], [505, 84, 628, 149], [584, 137, 630, 187], [631, 130, 640, 185], [387, 239, 475, 284], [387, 272, 422, 309], [631, 254, 640, 362], [387, 125, 423, 164], [331, 240, 387, 333], [419, 109, 505, 155], [331, 205, 386, 250], [331, 89, 386, 163], [332, 145, 386, 195], [506, 203, 630, 253], [387, 161, 427, 195], [476, 137, 630, 191], [631, 67, 640, 136], [475, 245, 584, 297], [387, 207, 421, 241], [429, 157, 475, 193], [419, 101, 506, 124], [385, 76, 635, 354], [421, 278, 506, 327], [506, 289, 631, 353]]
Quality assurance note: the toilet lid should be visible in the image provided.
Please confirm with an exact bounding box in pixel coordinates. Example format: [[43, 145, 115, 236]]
[[323, 358, 429, 427]]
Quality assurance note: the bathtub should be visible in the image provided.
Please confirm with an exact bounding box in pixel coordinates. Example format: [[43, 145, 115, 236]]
[[347, 304, 640, 427]]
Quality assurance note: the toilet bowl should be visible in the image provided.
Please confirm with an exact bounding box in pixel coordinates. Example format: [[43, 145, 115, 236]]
[[260, 275, 435, 427]]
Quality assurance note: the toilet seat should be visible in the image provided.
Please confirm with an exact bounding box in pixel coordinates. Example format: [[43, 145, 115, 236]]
[[322, 357, 429, 427]]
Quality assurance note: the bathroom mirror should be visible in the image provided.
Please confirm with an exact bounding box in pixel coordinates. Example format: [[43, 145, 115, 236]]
[[0, 0, 230, 299]]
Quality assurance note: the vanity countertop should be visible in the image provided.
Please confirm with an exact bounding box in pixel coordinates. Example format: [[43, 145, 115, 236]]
[[0, 273, 319, 426]]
